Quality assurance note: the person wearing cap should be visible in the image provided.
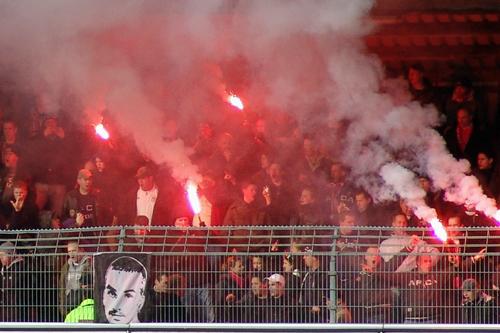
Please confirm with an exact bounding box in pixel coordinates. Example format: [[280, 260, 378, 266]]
[[266, 273, 298, 323], [117, 165, 180, 227], [461, 278, 497, 324], [62, 169, 98, 228]]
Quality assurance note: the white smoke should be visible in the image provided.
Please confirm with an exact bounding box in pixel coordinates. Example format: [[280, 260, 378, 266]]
[[0, 0, 496, 220]]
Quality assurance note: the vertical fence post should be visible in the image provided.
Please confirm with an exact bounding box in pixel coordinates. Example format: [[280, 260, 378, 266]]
[[329, 227, 338, 323], [117, 226, 125, 252]]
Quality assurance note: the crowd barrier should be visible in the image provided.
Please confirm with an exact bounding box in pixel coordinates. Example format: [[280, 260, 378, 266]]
[[0, 225, 498, 325]]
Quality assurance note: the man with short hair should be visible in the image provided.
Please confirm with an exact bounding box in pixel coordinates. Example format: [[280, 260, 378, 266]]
[[300, 249, 329, 323], [102, 256, 147, 324], [62, 169, 98, 228], [58, 241, 92, 317]]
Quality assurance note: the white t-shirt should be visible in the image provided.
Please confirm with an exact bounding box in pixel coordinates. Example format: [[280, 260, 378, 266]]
[[136, 186, 158, 226]]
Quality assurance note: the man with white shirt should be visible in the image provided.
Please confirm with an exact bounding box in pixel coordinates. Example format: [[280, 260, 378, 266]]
[[118, 165, 173, 227]]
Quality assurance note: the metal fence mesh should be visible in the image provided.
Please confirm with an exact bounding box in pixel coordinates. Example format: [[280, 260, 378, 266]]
[[0, 226, 499, 324]]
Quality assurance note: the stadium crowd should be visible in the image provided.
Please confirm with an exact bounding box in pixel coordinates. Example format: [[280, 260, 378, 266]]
[[0, 66, 499, 324]]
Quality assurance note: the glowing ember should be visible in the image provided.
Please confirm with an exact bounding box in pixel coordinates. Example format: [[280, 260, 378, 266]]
[[429, 218, 448, 242], [186, 180, 201, 215], [95, 123, 110, 140], [495, 210, 500, 223], [227, 94, 244, 110]]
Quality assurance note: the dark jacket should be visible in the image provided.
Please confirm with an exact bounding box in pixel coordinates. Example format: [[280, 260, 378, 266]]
[[444, 126, 490, 168], [461, 293, 498, 324]]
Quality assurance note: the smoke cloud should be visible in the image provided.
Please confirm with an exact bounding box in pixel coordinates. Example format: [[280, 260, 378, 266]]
[[0, 0, 496, 220]]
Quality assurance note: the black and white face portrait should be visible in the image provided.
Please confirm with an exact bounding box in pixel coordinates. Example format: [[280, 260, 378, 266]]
[[102, 256, 147, 324]]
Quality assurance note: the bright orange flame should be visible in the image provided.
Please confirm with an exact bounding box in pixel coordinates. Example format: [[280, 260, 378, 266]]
[[227, 94, 244, 110], [186, 180, 201, 215], [95, 124, 110, 140], [429, 218, 448, 242]]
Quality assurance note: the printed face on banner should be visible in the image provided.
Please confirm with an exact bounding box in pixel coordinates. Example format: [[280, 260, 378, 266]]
[[102, 257, 147, 324]]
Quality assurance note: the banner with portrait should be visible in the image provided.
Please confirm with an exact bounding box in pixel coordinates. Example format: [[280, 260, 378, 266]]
[[94, 253, 151, 323]]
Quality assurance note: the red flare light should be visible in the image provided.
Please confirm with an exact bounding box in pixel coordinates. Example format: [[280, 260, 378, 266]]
[[95, 123, 110, 140], [186, 180, 201, 215], [429, 218, 448, 242], [227, 94, 244, 111]]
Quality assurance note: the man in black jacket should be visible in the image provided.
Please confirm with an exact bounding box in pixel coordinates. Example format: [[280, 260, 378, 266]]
[[461, 278, 498, 324]]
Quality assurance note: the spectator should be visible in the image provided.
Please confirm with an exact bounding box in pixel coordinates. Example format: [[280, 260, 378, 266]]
[[300, 247, 329, 323], [282, 254, 301, 304], [266, 273, 297, 323], [236, 275, 268, 323], [379, 213, 424, 271], [472, 150, 500, 200], [349, 247, 392, 323], [326, 161, 355, 223], [444, 107, 490, 169], [0, 241, 37, 321], [118, 165, 177, 227], [58, 241, 92, 317], [0, 150, 30, 206], [151, 273, 187, 322], [461, 278, 498, 324], [213, 256, 245, 322], [444, 79, 485, 132], [354, 189, 386, 227], [222, 180, 271, 251], [62, 169, 99, 228], [407, 64, 437, 106], [32, 116, 69, 217], [1, 180, 39, 231], [1, 119, 24, 163], [262, 163, 297, 226]]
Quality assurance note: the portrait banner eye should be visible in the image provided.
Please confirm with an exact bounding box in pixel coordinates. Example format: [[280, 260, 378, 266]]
[[94, 253, 151, 324]]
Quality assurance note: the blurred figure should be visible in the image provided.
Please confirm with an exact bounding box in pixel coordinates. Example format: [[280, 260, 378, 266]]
[[472, 150, 500, 200], [62, 169, 98, 228], [461, 278, 498, 324], [407, 64, 437, 106]]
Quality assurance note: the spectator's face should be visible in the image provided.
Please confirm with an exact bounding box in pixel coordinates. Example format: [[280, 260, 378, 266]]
[[3, 150, 17, 168], [447, 217, 463, 238], [13, 186, 27, 202], [67, 243, 80, 261], [299, 189, 314, 206], [453, 85, 468, 101], [463, 290, 479, 302], [250, 277, 264, 297], [340, 215, 355, 235], [103, 268, 146, 324], [242, 184, 258, 203], [255, 119, 266, 134], [418, 255, 434, 273], [303, 253, 317, 269], [457, 109, 472, 128], [268, 163, 282, 183], [418, 177, 431, 193], [355, 193, 371, 213], [252, 257, 263, 271], [0, 251, 11, 266], [364, 248, 381, 269], [268, 280, 284, 298], [78, 172, 93, 193], [137, 176, 155, 191], [95, 157, 105, 172], [283, 258, 293, 272], [477, 153, 493, 170], [44, 118, 58, 134], [231, 260, 244, 275], [330, 164, 345, 183], [3, 122, 17, 141], [392, 214, 408, 235]]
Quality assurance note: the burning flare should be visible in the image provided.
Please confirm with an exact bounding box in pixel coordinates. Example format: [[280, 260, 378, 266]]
[[429, 218, 448, 242], [186, 180, 201, 215], [95, 123, 110, 140], [227, 93, 244, 111]]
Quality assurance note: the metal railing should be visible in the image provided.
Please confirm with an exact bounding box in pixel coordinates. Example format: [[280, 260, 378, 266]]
[[0, 226, 499, 326]]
